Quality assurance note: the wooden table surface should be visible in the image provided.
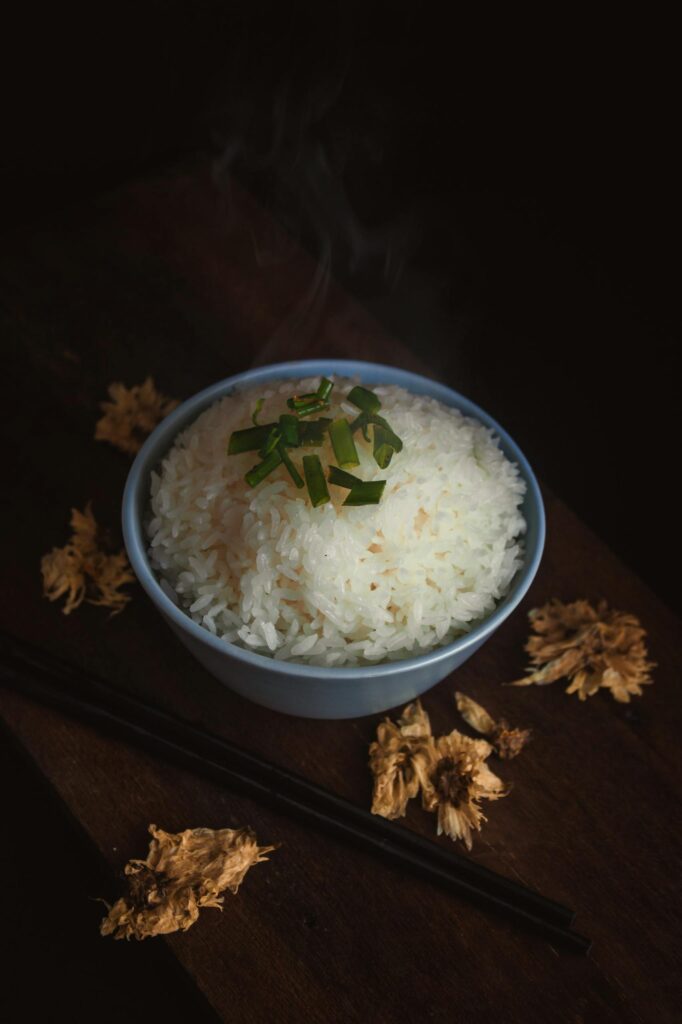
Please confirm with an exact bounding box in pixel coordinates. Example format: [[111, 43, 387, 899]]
[[2, 161, 681, 1024]]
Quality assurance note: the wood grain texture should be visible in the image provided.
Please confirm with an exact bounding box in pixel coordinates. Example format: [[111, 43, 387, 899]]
[[1, 160, 681, 1023]]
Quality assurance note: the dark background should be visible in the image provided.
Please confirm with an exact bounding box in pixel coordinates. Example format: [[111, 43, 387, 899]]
[[2, 5, 678, 1019], [4, 6, 678, 610]]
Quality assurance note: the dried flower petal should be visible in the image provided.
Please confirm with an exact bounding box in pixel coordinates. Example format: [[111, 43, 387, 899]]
[[87, 551, 136, 613], [40, 545, 86, 615], [455, 692, 497, 735], [417, 731, 509, 849], [100, 824, 275, 940], [454, 692, 531, 759], [510, 598, 654, 702], [489, 721, 532, 759], [41, 503, 134, 615], [369, 700, 433, 819], [95, 377, 179, 455]]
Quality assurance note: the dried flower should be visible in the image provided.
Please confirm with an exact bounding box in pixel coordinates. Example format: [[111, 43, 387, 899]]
[[455, 692, 531, 759], [95, 377, 179, 455], [369, 700, 433, 819], [416, 732, 509, 849], [41, 503, 134, 615], [40, 544, 86, 615], [100, 824, 275, 940], [369, 700, 509, 848], [510, 598, 654, 703]]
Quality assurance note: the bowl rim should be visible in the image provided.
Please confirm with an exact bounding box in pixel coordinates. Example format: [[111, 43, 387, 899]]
[[122, 359, 545, 681]]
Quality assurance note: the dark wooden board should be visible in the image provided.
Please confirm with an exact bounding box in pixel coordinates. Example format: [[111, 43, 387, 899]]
[[2, 161, 681, 1023]]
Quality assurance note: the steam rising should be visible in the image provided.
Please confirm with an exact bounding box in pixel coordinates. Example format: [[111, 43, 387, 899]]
[[208, 28, 417, 350]]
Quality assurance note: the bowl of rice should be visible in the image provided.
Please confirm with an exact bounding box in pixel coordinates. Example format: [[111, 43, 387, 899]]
[[122, 360, 544, 719]]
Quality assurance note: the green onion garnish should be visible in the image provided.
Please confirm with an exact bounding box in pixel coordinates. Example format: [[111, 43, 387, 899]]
[[350, 412, 371, 442], [317, 377, 334, 401], [303, 454, 330, 507], [328, 466, 362, 488], [231, 379, 399, 507], [373, 425, 396, 469], [260, 426, 281, 458], [299, 418, 331, 446], [251, 398, 265, 425], [245, 448, 282, 488], [329, 418, 359, 468], [289, 398, 329, 418], [287, 392, 319, 410], [228, 423, 277, 455], [347, 385, 381, 415], [287, 377, 334, 410], [278, 445, 304, 488], [370, 414, 403, 452], [343, 480, 386, 506], [278, 414, 300, 447]]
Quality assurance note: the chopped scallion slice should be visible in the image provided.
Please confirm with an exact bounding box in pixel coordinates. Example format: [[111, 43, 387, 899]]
[[251, 397, 265, 425], [373, 425, 396, 469], [347, 385, 381, 415], [317, 377, 334, 401], [328, 465, 362, 488], [343, 480, 386, 506], [245, 448, 282, 488], [370, 414, 403, 452], [228, 423, 277, 455], [287, 392, 319, 409], [278, 445, 304, 488], [289, 398, 329, 418], [303, 454, 330, 507], [299, 418, 331, 446], [278, 414, 300, 447], [350, 412, 371, 442], [288, 378, 334, 409], [329, 418, 359, 468], [260, 426, 282, 458]]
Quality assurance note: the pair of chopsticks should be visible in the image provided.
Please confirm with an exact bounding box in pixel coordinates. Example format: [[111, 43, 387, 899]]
[[0, 632, 590, 954]]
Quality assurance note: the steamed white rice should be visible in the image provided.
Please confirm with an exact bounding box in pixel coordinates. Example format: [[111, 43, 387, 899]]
[[147, 377, 526, 666]]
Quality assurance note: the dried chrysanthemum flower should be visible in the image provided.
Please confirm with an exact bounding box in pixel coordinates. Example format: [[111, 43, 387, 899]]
[[455, 692, 531, 759], [415, 731, 509, 850], [510, 598, 655, 703], [40, 544, 86, 615], [41, 503, 134, 615], [100, 824, 275, 940], [369, 700, 433, 819], [87, 550, 136, 611], [95, 377, 179, 455], [369, 701, 510, 849]]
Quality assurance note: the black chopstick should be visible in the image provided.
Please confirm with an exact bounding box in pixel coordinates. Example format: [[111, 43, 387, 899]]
[[0, 632, 590, 954], [1, 631, 574, 927]]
